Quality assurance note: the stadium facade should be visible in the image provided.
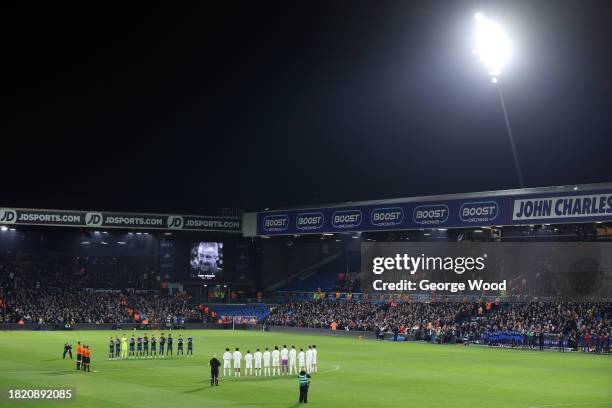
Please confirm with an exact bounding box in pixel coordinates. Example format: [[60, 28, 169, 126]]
[[2, 182, 612, 300], [242, 182, 612, 236], [1, 182, 611, 336]]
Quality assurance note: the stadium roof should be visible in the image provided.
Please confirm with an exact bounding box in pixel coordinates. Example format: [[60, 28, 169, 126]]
[[261, 182, 612, 212], [243, 182, 612, 237]]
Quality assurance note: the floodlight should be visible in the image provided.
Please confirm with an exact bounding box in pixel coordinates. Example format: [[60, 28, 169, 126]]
[[471, 13, 524, 188], [473, 13, 511, 80]]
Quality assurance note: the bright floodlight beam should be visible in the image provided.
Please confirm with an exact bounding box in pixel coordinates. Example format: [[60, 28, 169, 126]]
[[472, 12, 525, 188], [473, 13, 511, 83]]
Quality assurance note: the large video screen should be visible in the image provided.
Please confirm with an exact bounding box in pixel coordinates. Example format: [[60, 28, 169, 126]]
[[189, 242, 223, 280]]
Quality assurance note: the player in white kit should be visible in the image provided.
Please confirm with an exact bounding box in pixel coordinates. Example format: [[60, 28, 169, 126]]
[[233, 348, 242, 377], [312, 345, 318, 373], [305, 346, 313, 374], [223, 348, 232, 377], [244, 350, 253, 376], [263, 347, 271, 376], [298, 348, 306, 372], [254, 348, 263, 376], [289, 345, 297, 375], [280, 345, 289, 375], [271, 346, 280, 376]]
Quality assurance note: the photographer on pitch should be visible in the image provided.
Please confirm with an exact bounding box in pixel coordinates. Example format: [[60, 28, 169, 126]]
[[63, 342, 73, 359]]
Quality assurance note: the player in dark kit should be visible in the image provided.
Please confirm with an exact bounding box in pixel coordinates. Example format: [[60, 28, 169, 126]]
[[159, 333, 166, 357], [63, 343, 73, 359], [108, 337, 114, 360], [129, 335, 135, 358], [167, 334, 173, 356], [187, 336, 193, 357], [143, 334, 149, 358], [177, 335, 184, 356], [209, 355, 221, 386], [115, 337, 120, 359], [151, 335, 157, 357], [137, 335, 143, 358]]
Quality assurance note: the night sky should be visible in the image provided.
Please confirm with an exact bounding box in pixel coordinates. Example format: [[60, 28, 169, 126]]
[[3, 1, 611, 215]]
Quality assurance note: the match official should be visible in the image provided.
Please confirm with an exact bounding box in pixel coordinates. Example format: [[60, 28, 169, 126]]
[[298, 370, 311, 403], [76, 341, 83, 370], [83, 345, 91, 372], [210, 354, 221, 386]]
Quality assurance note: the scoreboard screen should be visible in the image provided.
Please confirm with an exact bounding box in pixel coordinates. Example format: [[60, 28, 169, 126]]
[[189, 242, 223, 280]]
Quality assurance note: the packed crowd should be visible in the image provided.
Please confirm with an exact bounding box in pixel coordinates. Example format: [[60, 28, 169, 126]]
[[0, 260, 159, 291], [0, 289, 203, 325], [0, 258, 186, 325], [475, 301, 612, 352], [266, 299, 612, 351], [266, 300, 474, 332]]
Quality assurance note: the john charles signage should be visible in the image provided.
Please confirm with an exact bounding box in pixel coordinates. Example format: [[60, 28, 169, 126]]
[[255, 186, 612, 235]]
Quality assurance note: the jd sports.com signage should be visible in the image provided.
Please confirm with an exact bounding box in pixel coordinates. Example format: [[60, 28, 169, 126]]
[[0, 207, 241, 233]]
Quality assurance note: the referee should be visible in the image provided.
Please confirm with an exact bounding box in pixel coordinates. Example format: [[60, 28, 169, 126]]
[[298, 370, 311, 403], [209, 354, 221, 386]]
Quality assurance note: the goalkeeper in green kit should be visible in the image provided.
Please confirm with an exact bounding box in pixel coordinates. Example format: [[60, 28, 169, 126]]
[[120, 334, 128, 359]]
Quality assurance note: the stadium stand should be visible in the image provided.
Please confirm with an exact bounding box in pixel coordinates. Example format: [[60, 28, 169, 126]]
[[272, 243, 361, 295], [277, 256, 357, 292], [1, 262, 610, 353], [0, 259, 158, 290], [0, 224, 610, 353], [0, 288, 202, 325], [266, 299, 612, 352], [207, 303, 270, 323]]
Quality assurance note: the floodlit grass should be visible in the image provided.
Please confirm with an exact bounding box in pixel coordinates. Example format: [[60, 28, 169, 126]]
[[0, 330, 611, 407]]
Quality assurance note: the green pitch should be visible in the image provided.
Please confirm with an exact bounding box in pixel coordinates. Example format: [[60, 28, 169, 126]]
[[0, 330, 611, 407]]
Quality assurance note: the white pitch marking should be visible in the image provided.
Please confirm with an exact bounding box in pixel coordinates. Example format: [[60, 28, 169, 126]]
[[528, 402, 611, 408]]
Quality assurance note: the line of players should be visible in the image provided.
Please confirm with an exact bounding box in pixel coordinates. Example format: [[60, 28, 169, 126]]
[[222, 345, 318, 377], [107, 333, 194, 359]]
